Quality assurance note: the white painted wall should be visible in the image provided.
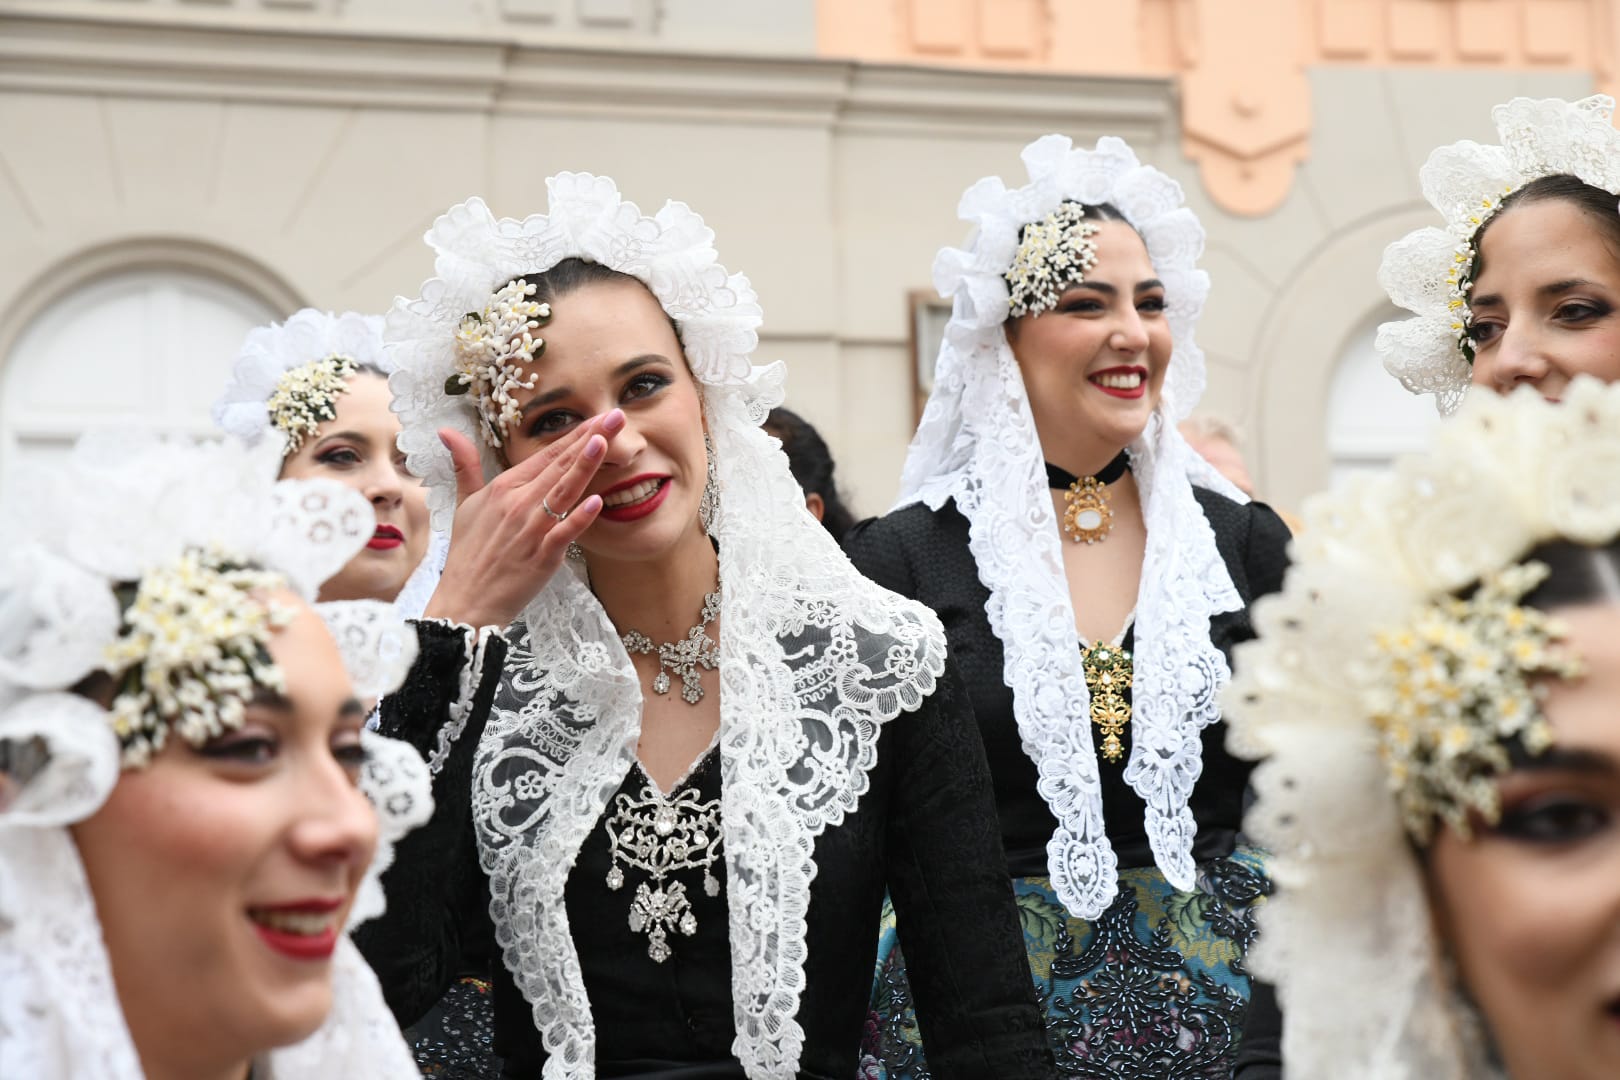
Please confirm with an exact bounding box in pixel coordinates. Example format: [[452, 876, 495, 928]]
[[0, 4, 1594, 519]]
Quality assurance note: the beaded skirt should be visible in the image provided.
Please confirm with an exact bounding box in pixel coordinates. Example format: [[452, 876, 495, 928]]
[[407, 975, 503, 1078], [859, 846, 1271, 1079]]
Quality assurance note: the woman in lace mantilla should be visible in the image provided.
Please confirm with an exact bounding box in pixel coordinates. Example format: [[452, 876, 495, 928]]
[[1380, 95, 1620, 414], [1226, 379, 1620, 1080], [356, 179, 1056, 1079], [845, 136, 1290, 1079], [213, 307, 450, 623], [0, 434, 428, 1079]]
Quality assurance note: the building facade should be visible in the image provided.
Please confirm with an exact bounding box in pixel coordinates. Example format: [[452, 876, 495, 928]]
[[0, 0, 1606, 511]]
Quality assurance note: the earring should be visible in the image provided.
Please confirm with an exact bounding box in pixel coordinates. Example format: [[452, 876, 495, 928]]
[[566, 541, 584, 562], [698, 432, 719, 535]]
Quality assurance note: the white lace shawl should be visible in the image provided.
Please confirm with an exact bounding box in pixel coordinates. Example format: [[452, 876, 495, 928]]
[[896, 135, 1246, 919], [0, 434, 430, 1078], [471, 383, 948, 1080]]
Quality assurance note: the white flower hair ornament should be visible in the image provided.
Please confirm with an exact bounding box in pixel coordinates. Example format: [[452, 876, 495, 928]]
[[0, 433, 427, 1077], [213, 308, 392, 455], [1378, 95, 1620, 414], [895, 134, 1246, 921], [390, 178, 954, 1078], [1224, 377, 1620, 1080]]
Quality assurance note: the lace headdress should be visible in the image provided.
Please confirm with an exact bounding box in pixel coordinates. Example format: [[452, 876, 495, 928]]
[[0, 433, 429, 1079], [896, 134, 1245, 920], [213, 309, 394, 455], [388, 178, 949, 1078], [1378, 95, 1620, 414], [1224, 377, 1620, 1079]]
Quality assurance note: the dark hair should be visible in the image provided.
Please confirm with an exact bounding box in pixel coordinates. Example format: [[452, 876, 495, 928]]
[[761, 407, 856, 543], [1522, 538, 1620, 611], [506, 258, 681, 341], [1473, 174, 1620, 280]]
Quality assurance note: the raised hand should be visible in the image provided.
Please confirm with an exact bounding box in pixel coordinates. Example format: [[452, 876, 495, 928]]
[[421, 409, 625, 629]]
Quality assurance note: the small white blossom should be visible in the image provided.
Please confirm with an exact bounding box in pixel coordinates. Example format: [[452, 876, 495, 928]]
[[1369, 560, 1581, 843], [1003, 202, 1099, 318], [266, 353, 358, 455], [103, 547, 292, 768], [448, 279, 551, 447]]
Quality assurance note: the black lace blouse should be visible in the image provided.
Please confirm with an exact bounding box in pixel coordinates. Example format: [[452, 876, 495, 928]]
[[356, 621, 1059, 1079]]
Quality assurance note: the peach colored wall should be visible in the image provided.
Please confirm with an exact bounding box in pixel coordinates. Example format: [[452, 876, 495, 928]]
[[818, 0, 1619, 215]]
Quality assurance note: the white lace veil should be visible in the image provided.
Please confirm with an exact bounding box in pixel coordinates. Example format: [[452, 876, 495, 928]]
[[895, 134, 1246, 920], [1224, 376, 1620, 1079], [1378, 95, 1620, 414], [0, 433, 427, 1080], [387, 179, 950, 1079]]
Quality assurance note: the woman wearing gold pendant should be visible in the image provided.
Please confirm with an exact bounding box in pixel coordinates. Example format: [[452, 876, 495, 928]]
[[847, 136, 1292, 1079]]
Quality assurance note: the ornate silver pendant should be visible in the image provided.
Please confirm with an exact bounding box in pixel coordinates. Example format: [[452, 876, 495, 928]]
[[603, 781, 723, 963], [621, 587, 721, 705]]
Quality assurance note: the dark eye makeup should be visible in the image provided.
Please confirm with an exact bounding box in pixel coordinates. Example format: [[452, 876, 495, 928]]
[[1491, 794, 1610, 844]]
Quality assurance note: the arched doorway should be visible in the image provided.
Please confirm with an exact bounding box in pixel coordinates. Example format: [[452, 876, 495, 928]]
[[1, 268, 280, 502]]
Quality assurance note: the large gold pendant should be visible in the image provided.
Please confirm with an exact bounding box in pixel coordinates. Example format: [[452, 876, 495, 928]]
[[1081, 643, 1133, 763], [1062, 476, 1114, 545]]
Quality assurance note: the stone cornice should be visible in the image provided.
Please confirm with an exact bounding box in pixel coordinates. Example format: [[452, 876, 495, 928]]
[[0, 9, 1174, 135]]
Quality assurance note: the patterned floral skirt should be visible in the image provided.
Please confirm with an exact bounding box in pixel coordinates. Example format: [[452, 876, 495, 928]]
[[859, 846, 1272, 1079], [406, 975, 504, 1078]]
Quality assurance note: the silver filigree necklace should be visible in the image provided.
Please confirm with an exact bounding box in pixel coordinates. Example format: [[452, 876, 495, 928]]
[[620, 583, 721, 705], [604, 776, 723, 962]]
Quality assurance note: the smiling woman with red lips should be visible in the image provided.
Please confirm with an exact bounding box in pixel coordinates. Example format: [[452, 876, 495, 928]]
[[844, 136, 1293, 1079], [354, 177, 1056, 1080], [214, 309, 444, 617], [0, 434, 430, 1080]]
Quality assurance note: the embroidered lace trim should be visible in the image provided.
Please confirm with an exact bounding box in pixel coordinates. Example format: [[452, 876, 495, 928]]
[[415, 620, 507, 777]]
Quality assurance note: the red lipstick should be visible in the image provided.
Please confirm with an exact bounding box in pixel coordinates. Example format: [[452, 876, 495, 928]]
[[367, 524, 404, 550], [249, 899, 343, 962], [597, 474, 671, 524], [1089, 365, 1149, 400]]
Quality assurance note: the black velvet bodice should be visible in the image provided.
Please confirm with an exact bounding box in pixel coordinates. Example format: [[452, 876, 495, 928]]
[[844, 487, 1293, 874]]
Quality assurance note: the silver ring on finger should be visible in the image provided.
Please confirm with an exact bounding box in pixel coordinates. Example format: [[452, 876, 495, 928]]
[[542, 496, 570, 522]]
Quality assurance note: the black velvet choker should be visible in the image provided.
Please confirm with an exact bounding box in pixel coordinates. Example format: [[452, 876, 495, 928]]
[[1045, 451, 1130, 490]]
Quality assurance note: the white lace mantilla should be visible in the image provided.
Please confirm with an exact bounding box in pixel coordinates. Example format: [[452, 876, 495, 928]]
[[898, 135, 1245, 919], [1378, 95, 1620, 414]]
